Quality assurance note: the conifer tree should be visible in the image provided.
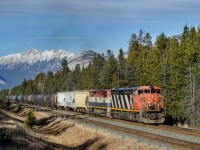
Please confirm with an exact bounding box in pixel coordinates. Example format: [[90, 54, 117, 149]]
[[44, 71, 55, 93], [155, 33, 168, 95], [60, 59, 71, 91], [24, 109, 37, 127], [166, 37, 187, 122], [34, 72, 46, 93], [117, 48, 126, 86], [185, 26, 200, 126], [72, 64, 81, 90], [126, 33, 139, 86], [106, 50, 117, 88], [90, 54, 105, 89]]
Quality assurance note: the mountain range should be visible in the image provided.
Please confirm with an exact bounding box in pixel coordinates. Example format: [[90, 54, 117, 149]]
[[0, 48, 96, 89]]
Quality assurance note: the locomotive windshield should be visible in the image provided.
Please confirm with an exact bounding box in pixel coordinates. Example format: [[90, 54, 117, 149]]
[[138, 89, 150, 95], [137, 87, 161, 95], [155, 89, 161, 94], [151, 88, 161, 94], [138, 90, 143, 95], [144, 89, 150, 93]]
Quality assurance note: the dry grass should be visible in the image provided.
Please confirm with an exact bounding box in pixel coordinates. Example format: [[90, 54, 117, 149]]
[[0, 118, 17, 128], [0, 104, 166, 150], [18, 108, 29, 116], [34, 111, 50, 120]]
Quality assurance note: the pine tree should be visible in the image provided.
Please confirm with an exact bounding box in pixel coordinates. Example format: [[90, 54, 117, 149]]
[[90, 54, 105, 89], [155, 32, 169, 95], [44, 71, 56, 93], [73, 64, 81, 90], [60, 59, 71, 91], [126, 31, 153, 86], [185, 26, 200, 127], [106, 50, 117, 88], [117, 48, 126, 87], [24, 109, 37, 126], [145, 47, 162, 86], [166, 37, 187, 122], [126, 33, 139, 86], [34, 72, 46, 93]]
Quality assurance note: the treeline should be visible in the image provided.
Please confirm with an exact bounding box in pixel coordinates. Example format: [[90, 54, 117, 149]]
[[1, 25, 200, 127]]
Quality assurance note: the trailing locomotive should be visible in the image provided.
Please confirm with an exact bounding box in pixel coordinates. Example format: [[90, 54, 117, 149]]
[[6, 86, 165, 124]]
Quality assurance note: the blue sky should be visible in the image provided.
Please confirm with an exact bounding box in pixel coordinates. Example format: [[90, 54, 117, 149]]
[[0, 0, 200, 56]]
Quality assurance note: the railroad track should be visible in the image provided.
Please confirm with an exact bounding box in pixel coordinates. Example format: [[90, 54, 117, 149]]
[[48, 109, 200, 149], [11, 103, 200, 149]]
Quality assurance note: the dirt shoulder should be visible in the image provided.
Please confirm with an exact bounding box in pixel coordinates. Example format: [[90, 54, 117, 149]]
[[0, 103, 165, 150]]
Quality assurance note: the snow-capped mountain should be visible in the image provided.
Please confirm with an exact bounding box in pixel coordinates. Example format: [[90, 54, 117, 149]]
[[0, 48, 76, 67], [0, 76, 6, 85], [0, 48, 96, 89]]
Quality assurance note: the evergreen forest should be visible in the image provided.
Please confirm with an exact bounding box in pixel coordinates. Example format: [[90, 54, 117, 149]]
[[1, 25, 200, 128]]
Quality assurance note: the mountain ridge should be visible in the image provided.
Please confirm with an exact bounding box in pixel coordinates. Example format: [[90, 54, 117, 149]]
[[0, 48, 96, 89]]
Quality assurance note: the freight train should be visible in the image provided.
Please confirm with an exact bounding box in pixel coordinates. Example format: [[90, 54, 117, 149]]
[[6, 86, 165, 124]]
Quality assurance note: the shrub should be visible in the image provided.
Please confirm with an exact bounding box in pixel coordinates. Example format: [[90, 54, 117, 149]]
[[24, 109, 37, 127], [0, 97, 7, 109]]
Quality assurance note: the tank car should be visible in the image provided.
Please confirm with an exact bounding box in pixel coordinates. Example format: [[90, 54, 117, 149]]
[[18, 95, 24, 102], [42, 94, 52, 107], [12, 95, 19, 102], [28, 95, 36, 104], [23, 95, 29, 103], [35, 94, 45, 105]]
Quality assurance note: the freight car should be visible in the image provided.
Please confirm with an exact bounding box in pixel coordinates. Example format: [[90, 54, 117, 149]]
[[57, 92, 75, 110], [56, 91, 89, 112], [74, 91, 89, 113]]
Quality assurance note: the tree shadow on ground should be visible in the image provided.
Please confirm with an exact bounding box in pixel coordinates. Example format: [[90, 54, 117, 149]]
[[0, 126, 108, 150]]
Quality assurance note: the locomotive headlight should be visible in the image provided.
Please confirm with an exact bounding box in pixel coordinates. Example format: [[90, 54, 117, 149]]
[[148, 104, 152, 110], [156, 104, 161, 111]]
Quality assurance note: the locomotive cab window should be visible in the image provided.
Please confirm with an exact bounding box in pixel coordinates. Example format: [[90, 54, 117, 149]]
[[144, 89, 150, 93], [138, 90, 143, 95], [155, 89, 161, 94], [151, 89, 161, 94]]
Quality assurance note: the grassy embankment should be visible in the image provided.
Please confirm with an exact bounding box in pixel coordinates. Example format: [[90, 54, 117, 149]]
[[0, 101, 164, 150]]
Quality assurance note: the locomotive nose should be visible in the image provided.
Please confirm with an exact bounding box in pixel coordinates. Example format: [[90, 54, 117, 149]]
[[146, 94, 162, 111]]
